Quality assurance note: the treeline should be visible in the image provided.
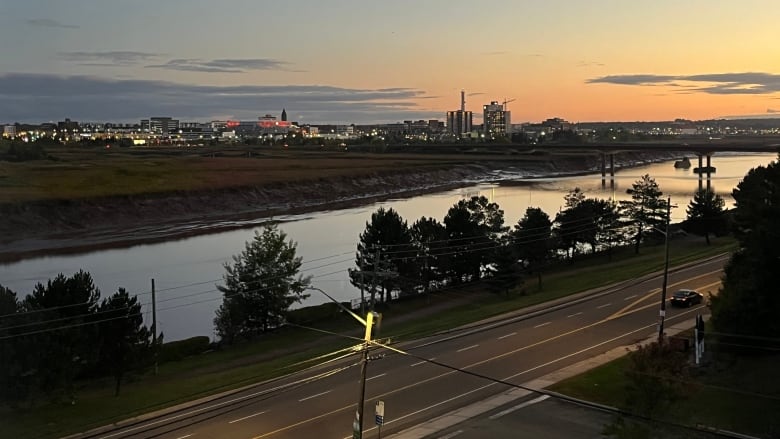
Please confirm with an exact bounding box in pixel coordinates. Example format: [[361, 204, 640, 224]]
[[347, 174, 728, 306], [0, 271, 159, 406]]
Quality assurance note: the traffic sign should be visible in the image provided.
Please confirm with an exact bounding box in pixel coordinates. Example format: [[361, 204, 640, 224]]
[[375, 400, 385, 426]]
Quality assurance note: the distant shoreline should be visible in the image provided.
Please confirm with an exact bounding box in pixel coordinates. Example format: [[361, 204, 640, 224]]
[[0, 151, 685, 263]]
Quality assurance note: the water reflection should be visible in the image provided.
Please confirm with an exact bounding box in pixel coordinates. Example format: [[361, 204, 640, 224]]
[[1, 153, 775, 341]]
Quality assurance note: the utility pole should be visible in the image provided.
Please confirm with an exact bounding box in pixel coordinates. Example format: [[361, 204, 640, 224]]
[[151, 278, 158, 375], [658, 197, 671, 343], [353, 311, 378, 439]]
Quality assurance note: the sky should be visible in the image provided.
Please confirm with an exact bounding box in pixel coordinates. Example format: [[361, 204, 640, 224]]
[[2, 0, 780, 124]]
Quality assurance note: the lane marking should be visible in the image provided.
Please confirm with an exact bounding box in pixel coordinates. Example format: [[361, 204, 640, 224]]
[[623, 294, 638, 301], [457, 344, 479, 352], [176, 435, 194, 439], [411, 357, 434, 367], [597, 303, 612, 309], [607, 281, 722, 320], [567, 312, 583, 318], [534, 322, 551, 328], [438, 430, 464, 439], [367, 373, 386, 381], [260, 276, 721, 439], [498, 332, 517, 340], [489, 395, 550, 419], [228, 411, 266, 424], [298, 390, 331, 402]]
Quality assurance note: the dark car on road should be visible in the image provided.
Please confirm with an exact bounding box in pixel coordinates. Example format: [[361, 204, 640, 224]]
[[670, 289, 704, 307]]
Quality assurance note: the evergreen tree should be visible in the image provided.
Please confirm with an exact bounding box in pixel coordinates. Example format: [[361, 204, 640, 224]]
[[485, 241, 523, 296], [96, 288, 156, 396], [409, 216, 448, 294], [512, 207, 552, 289], [349, 207, 412, 305], [619, 175, 669, 253], [683, 188, 727, 245], [215, 225, 310, 343], [711, 158, 780, 338]]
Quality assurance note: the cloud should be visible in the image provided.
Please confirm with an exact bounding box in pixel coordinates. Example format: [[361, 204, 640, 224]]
[[467, 92, 485, 96], [26, 18, 79, 29], [587, 72, 780, 95], [577, 60, 605, 68], [146, 58, 290, 73], [60, 51, 161, 66], [0, 73, 438, 124], [769, 108, 779, 113]]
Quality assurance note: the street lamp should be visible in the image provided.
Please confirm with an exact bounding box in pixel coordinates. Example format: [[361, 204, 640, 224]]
[[306, 287, 379, 439], [657, 197, 672, 343]]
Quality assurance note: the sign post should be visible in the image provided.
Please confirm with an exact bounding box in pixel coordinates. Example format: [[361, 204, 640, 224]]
[[375, 400, 385, 439]]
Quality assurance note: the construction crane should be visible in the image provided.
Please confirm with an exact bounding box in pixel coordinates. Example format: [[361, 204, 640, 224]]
[[502, 98, 516, 111]]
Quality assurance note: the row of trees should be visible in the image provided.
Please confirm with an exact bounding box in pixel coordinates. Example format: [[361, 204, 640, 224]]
[[347, 175, 728, 305], [0, 271, 157, 405]]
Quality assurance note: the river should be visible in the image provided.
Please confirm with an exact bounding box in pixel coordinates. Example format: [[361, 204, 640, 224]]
[[1, 153, 776, 341]]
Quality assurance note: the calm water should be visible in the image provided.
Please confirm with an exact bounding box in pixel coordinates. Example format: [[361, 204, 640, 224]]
[[1, 153, 776, 341]]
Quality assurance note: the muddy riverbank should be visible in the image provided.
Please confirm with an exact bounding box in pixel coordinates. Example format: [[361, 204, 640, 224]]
[[0, 151, 683, 262]]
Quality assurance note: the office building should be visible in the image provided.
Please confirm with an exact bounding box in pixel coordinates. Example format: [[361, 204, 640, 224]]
[[483, 101, 511, 137]]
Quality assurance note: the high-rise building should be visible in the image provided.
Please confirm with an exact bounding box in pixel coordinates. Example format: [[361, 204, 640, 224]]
[[483, 101, 511, 137], [281, 108, 287, 122], [149, 117, 179, 135], [446, 90, 473, 137]]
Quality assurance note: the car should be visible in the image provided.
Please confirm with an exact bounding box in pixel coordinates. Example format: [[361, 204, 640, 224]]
[[670, 289, 704, 307]]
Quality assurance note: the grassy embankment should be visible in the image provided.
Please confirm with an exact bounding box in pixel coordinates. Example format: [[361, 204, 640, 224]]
[[0, 144, 569, 203], [0, 236, 737, 439]]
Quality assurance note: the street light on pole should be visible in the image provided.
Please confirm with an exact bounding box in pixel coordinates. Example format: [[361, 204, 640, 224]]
[[306, 287, 378, 439], [658, 197, 672, 343]]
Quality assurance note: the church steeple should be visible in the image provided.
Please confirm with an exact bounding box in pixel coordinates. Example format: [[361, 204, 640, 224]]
[[281, 108, 287, 122]]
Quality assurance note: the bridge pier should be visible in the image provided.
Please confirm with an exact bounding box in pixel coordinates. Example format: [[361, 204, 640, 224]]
[[698, 155, 704, 191], [601, 153, 606, 187], [706, 155, 712, 191]]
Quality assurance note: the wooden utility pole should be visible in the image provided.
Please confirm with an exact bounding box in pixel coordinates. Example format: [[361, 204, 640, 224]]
[[151, 278, 158, 375]]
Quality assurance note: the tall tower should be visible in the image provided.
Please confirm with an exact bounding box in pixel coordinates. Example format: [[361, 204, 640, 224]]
[[446, 90, 472, 137], [281, 108, 287, 122]]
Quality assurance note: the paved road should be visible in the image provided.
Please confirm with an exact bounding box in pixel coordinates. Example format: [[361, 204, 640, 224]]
[[75, 255, 725, 439]]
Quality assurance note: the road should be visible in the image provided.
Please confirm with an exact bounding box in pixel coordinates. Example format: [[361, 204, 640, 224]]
[[77, 255, 725, 439]]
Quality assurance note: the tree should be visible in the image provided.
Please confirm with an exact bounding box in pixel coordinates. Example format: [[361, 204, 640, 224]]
[[683, 188, 727, 245], [215, 225, 311, 343], [512, 207, 552, 289], [711, 158, 780, 339], [0, 284, 26, 405], [443, 196, 507, 283], [409, 216, 448, 294], [21, 271, 101, 401], [605, 341, 694, 438], [485, 241, 523, 296], [96, 288, 156, 396], [619, 175, 669, 254], [554, 190, 597, 259], [349, 207, 412, 306]]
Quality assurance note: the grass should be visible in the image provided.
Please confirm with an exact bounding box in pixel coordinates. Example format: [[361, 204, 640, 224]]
[[0, 145, 562, 203], [0, 236, 738, 439], [548, 332, 780, 437]]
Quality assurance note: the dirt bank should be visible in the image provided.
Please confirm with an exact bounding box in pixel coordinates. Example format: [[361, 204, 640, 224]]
[[0, 151, 683, 262]]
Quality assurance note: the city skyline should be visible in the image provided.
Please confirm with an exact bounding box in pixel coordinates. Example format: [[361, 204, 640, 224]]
[[2, 0, 780, 124]]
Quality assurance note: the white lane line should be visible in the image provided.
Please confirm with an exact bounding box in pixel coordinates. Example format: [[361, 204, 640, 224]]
[[298, 390, 331, 402], [367, 373, 387, 381], [438, 430, 464, 439], [176, 435, 194, 439], [597, 303, 612, 309], [624, 294, 638, 301], [411, 358, 434, 367], [489, 395, 550, 419], [566, 312, 583, 318], [228, 411, 266, 424], [457, 344, 479, 352], [498, 332, 517, 340], [534, 322, 551, 328]]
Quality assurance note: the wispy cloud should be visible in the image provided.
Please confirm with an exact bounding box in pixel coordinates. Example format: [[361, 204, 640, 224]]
[[60, 51, 161, 66], [577, 60, 605, 68], [768, 108, 779, 113], [0, 73, 437, 124], [587, 72, 780, 95], [146, 58, 291, 73], [467, 92, 485, 96], [26, 18, 79, 29]]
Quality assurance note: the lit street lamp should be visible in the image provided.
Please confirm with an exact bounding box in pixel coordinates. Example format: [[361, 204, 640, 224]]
[[306, 287, 379, 439]]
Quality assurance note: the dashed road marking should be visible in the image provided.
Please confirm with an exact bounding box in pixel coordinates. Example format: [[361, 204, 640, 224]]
[[457, 344, 478, 352]]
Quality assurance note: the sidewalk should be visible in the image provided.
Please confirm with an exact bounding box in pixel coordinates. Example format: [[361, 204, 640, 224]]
[[387, 318, 701, 439]]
